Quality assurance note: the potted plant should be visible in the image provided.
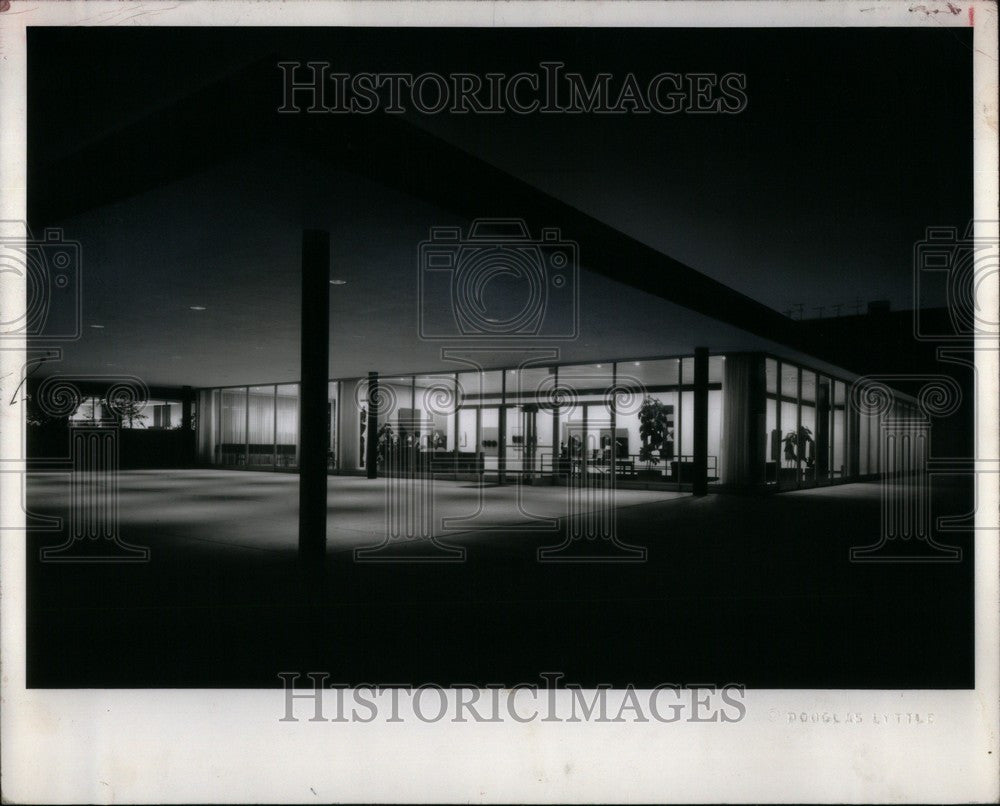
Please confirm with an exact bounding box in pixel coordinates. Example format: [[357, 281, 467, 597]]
[[780, 425, 813, 482], [638, 396, 669, 480], [376, 422, 397, 468]]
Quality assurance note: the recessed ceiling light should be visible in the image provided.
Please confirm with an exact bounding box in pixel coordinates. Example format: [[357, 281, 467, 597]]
[[329, 279, 347, 285], [596, 364, 602, 369], [633, 361, 640, 366], [89, 324, 104, 329], [189, 305, 207, 311]]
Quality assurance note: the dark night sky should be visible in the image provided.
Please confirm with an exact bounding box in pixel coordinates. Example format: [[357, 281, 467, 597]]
[[31, 26, 973, 315]]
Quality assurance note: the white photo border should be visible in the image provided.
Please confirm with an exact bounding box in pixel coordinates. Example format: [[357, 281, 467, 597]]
[[1, 2, 997, 803]]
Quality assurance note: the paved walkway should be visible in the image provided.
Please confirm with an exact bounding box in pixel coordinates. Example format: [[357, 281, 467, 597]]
[[26, 470, 686, 555], [25, 471, 974, 689]]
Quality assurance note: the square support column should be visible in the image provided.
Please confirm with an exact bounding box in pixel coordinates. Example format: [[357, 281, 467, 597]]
[[366, 372, 379, 479], [847, 403, 861, 479], [497, 370, 507, 484], [181, 384, 195, 465], [298, 230, 330, 564], [692, 347, 709, 496], [747, 354, 767, 488]]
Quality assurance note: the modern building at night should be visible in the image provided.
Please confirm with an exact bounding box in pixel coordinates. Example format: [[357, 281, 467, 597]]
[[16, 23, 979, 698], [24, 51, 946, 497]]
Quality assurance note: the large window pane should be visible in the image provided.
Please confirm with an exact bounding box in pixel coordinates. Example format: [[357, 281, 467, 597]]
[[457, 407, 477, 452], [832, 381, 846, 479], [708, 355, 725, 384], [209, 389, 221, 464], [503, 406, 524, 472], [341, 378, 366, 471], [780, 399, 798, 483], [780, 362, 798, 401], [505, 367, 555, 474], [707, 356, 725, 482], [328, 382, 339, 470], [557, 363, 613, 474], [275, 384, 298, 468], [248, 385, 275, 466], [475, 371, 503, 472], [415, 374, 456, 452], [616, 358, 678, 480], [197, 389, 216, 463], [680, 390, 694, 467], [708, 387, 722, 482], [801, 371, 817, 484], [69, 396, 103, 425], [383, 376, 414, 449], [220, 387, 247, 465], [481, 406, 500, 471], [455, 370, 485, 470], [765, 396, 778, 484], [859, 406, 870, 476]]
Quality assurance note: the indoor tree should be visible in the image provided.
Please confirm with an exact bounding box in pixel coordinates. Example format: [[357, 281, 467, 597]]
[[638, 396, 670, 470]]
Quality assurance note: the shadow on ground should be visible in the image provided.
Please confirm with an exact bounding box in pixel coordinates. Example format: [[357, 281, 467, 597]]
[[26, 472, 974, 689]]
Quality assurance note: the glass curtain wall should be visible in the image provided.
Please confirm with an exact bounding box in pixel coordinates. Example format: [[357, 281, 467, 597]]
[[195, 353, 743, 488], [275, 384, 299, 468], [248, 385, 275, 466], [503, 366, 554, 475], [765, 357, 854, 488], [328, 382, 339, 470], [616, 359, 679, 483], [707, 356, 724, 483], [219, 387, 247, 466], [556, 363, 615, 477], [832, 380, 847, 478]]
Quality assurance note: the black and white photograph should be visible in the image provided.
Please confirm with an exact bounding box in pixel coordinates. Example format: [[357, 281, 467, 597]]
[[1, 1, 997, 803]]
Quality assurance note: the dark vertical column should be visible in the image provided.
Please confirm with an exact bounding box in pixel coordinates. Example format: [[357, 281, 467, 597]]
[[847, 401, 861, 479], [746, 354, 767, 488], [692, 347, 709, 496], [816, 380, 831, 481], [181, 385, 194, 465], [795, 369, 803, 485], [366, 371, 379, 479], [552, 366, 562, 478], [452, 373, 459, 475], [272, 384, 278, 468], [244, 386, 250, 466], [497, 371, 507, 484], [298, 230, 330, 564], [609, 363, 618, 476]]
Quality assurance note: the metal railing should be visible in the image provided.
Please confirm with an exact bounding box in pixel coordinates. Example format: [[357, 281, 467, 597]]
[[537, 452, 718, 481]]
